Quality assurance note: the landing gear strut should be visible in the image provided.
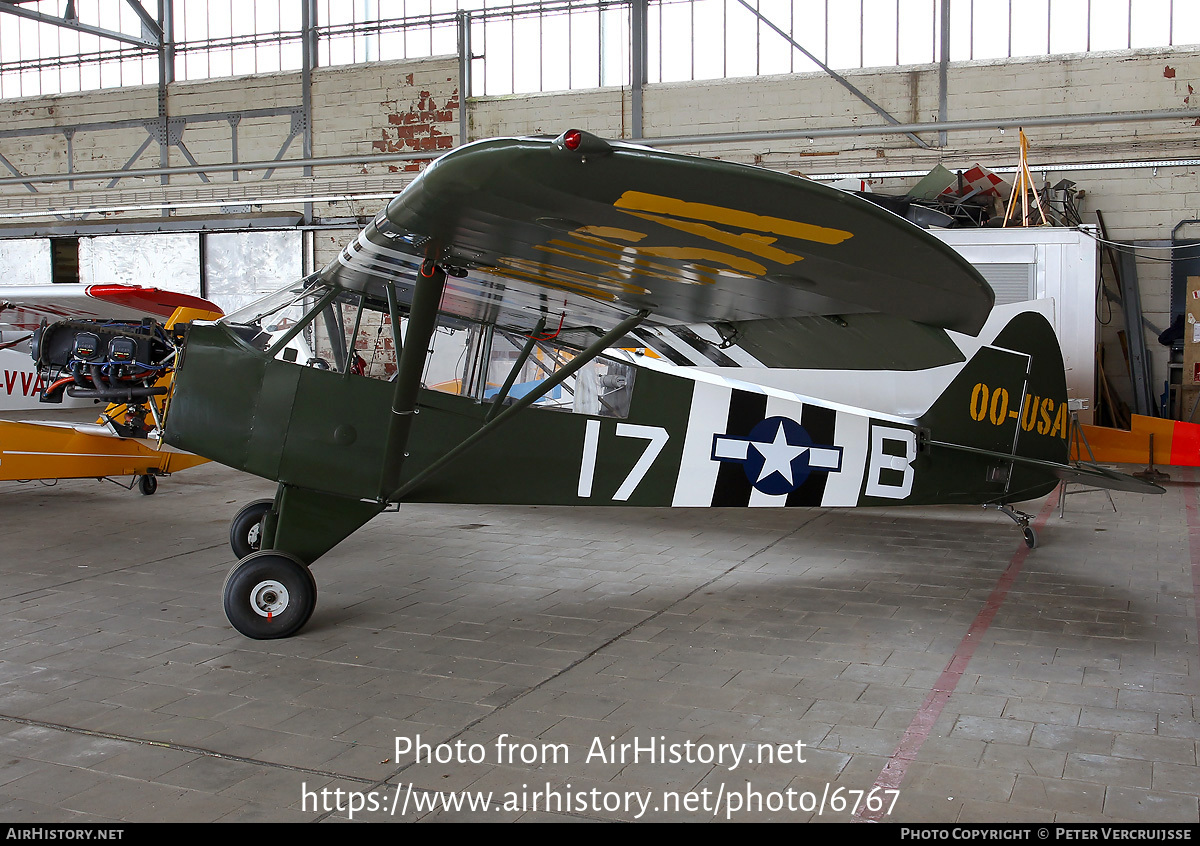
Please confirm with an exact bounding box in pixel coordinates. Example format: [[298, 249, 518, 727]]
[[985, 503, 1038, 549]]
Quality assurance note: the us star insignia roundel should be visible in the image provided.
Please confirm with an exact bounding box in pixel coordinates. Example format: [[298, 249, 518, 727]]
[[711, 416, 843, 495]]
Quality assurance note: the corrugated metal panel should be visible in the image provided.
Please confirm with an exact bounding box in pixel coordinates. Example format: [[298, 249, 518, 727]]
[[975, 262, 1034, 305]]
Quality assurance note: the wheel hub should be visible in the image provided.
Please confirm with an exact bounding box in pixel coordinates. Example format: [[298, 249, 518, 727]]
[[249, 579, 290, 618]]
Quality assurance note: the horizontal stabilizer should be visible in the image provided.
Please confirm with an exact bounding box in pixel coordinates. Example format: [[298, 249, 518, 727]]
[[929, 440, 1165, 496]]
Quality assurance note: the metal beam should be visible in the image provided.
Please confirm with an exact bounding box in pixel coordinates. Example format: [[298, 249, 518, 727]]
[[456, 10, 471, 146], [0, 150, 438, 188], [301, 0, 316, 221], [0, 0, 160, 48], [172, 140, 211, 183], [732, 0, 932, 149], [938, 0, 950, 147], [0, 211, 305, 238], [261, 117, 303, 180], [0, 149, 38, 194], [0, 107, 1197, 197], [125, 0, 162, 41], [3, 108, 1199, 192], [637, 108, 1200, 146], [630, 0, 648, 140], [158, 0, 173, 84], [0, 106, 302, 141], [154, 0, 171, 213]]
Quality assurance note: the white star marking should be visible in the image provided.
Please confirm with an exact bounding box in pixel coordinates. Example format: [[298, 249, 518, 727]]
[[752, 421, 809, 486]]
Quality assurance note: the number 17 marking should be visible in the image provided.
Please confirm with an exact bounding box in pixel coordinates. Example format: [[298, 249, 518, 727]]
[[578, 420, 670, 501]]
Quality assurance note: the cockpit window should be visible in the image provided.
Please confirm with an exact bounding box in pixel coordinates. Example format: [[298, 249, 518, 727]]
[[420, 321, 635, 417], [219, 280, 398, 379], [220, 280, 323, 330], [485, 331, 635, 418], [217, 280, 635, 413], [307, 291, 397, 379]]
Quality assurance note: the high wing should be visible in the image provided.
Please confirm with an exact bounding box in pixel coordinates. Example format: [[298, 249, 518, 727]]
[[320, 131, 995, 344]]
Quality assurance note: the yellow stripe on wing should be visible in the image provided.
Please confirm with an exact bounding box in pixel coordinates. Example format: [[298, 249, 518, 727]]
[[613, 190, 854, 245]]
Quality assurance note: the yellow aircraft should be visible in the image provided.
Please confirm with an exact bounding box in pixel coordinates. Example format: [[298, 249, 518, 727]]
[[0, 285, 222, 494]]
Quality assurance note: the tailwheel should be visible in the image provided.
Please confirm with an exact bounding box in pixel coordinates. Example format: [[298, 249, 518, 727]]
[[222, 550, 317, 639], [229, 499, 274, 558], [138, 474, 158, 495], [985, 503, 1038, 549]]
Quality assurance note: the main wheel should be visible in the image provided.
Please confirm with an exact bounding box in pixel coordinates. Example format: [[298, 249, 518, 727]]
[[222, 551, 317, 639], [229, 499, 273, 559], [139, 474, 158, 495]]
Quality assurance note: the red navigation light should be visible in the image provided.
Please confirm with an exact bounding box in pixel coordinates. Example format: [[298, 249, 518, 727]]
[[563, 130, 582, 151]]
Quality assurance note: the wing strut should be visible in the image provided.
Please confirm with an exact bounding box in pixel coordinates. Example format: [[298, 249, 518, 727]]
[[379, 261, 448, 500], [391, 308, 650, 501], [485, 317, 547, 422]]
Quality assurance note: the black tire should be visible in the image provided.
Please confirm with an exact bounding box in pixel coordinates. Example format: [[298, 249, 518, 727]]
[[222, 551, 317, 639], [229, 499, 273, 559], [138, 474, 158, 495], [1023, 527, 1038, 549]]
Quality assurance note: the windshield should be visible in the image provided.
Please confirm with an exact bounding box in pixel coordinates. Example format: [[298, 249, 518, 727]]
[[212, 279, 635, 414], [220, 279, 324, 330]]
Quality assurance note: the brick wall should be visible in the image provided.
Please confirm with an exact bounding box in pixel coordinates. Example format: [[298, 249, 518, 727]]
[[2, 45, 1198, 417]]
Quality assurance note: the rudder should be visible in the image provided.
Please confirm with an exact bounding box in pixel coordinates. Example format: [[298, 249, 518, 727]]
[[916, 309, 1069, 504]]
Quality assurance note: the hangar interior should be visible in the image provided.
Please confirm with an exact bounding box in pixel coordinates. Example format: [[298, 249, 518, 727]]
[[0, 0, 1199, 824]]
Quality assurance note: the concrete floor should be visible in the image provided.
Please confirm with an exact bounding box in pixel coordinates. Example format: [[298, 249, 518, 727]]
[[0, 461, 1196, 823]]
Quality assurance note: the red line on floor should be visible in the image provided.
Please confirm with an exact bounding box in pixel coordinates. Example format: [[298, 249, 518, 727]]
[[855, 490, 1061, 822]]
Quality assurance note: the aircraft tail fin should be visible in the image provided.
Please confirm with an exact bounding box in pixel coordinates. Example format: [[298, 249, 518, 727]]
[[916, 309, 1160, 502], [923, 309, 1068, 461]]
